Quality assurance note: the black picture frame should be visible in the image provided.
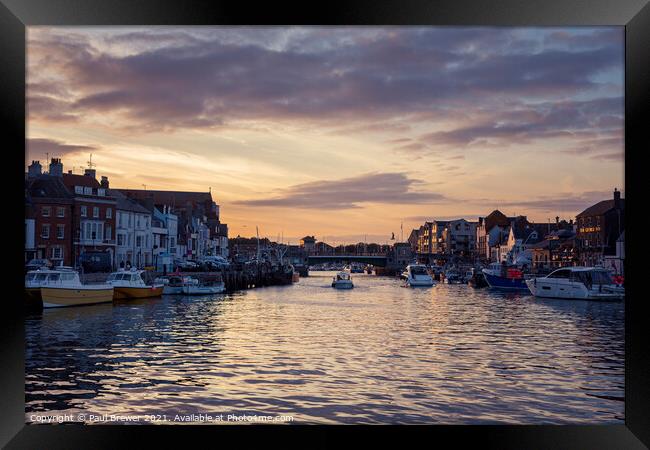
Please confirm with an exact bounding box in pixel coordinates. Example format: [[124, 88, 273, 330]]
[[1, 1, 648, 448]]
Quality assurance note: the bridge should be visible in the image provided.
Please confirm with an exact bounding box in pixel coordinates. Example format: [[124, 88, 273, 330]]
[[307, 255, 388, 267]]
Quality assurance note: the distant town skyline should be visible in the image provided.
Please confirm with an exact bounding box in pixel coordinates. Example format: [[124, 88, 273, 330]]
[[26, 26, 624, 242]]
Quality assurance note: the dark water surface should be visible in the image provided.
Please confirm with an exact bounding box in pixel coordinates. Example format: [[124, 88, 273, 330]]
[[25, 272, 624, 424]]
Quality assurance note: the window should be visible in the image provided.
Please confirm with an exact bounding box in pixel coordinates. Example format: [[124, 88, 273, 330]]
[[41, 224, 50, 239], [42, 206, 51, 217], [56, 224, 64, 239], [84, 187, 92, 195], [57, 207, 65, 217], [136, 236, 142, 247], [117, 234, 124, 246], [106, 208, 112, 219], [98, 188, 105, 197], [51, 247, 62, 259], [549, 269, 571, 278], [75, 186, 84, 194], [81, 205, 87, 217], [93, 207, 99, 218], [106, 225, 112, 241]]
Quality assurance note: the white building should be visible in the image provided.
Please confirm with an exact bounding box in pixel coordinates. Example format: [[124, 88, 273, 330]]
[[151, 205, 178, 271], [113, 191, 153, 269], [442, 219, 477, 255]]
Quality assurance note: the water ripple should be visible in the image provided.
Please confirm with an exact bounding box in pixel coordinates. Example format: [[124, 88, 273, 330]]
[[25, 272, 624, 423]]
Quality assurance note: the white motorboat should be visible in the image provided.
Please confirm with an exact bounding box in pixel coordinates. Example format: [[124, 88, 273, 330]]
[[404, 264, 435, 287], [155, 273, 195, 295], [26, 267, 114, 308], [181, 277, 225, 295], [332, 271, 354, 289], [525, 267, 624, 301]]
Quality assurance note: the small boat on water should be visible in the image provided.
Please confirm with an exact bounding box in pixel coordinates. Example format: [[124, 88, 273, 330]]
[[181, 276, 225, 295], [332, 271, 354, 289], [404, 264, 435, 287], [482, 263, 529, 290], [442, 268, 464, 284], [26, 267, 114, 308], [155, 273, 195, 295], [467, 268, 488, 288], [525, 267, 624, 301], [107, 269, 164, 299]]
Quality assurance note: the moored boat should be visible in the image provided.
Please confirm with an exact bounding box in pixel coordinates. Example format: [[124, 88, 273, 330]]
[[332, 271, 354, 289], [107, 269, 164, 299], [525, 267, 624, 300], [482, 263, 529, 290], [404, 264, 435, 287], [31, 268, 114, 308], [181, 276, 225, 295], [155, 273, 194, 295]]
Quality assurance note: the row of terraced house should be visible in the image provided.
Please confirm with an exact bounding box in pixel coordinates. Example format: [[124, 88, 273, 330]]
[[407, 189, 625, 274], [25, 158, 228, 272]]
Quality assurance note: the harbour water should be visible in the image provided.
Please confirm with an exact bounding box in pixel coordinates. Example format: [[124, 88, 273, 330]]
[[25, 272, 624, 424]]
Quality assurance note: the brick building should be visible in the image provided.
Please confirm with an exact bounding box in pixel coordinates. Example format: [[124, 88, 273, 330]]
[[25, 171, 74, 265], [576, 189, 625, 266], [61, 167, 117, 270]]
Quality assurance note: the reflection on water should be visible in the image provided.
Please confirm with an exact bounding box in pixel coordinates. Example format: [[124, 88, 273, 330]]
[[25, 272, 624, 424]]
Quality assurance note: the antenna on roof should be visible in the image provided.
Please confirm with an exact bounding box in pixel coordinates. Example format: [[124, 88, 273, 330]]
[[142, 184, 147, 191], [87, 154, 96, 169]]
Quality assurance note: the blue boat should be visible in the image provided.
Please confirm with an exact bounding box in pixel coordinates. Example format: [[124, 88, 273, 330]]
[[482, 264, 529, 290]]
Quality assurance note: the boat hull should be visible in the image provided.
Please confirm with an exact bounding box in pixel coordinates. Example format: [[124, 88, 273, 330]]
[[182, 285, 225, 295], [525, 279, 624, 301], [483, 271, 528, 290], [407, 278, 435, 287], [41, 286, 114, 308], [113, 286, 163, 299], [332, 281, 354, 289], [25, 287, 42, 302], [162, 285, 184, 295]]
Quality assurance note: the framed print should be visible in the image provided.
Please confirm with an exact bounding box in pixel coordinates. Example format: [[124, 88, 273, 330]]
[[1, 0, 648, 448]]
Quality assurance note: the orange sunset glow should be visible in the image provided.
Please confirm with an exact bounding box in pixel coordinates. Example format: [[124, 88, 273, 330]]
[[26, 26, 624, 244]]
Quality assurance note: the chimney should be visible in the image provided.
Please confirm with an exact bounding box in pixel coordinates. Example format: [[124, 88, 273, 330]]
[[27, 160, 42, 178], [613, 188, 621, 209], [555, 216, 559, 224], [84, 168, 96, 179], [100, 176, 109, 188], [68, 170, 72, 174], [478, 217, 483, 226], [49, 158, 63, 177]]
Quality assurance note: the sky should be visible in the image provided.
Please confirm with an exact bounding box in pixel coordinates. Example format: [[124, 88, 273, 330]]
[[26, 26, 624, 245]]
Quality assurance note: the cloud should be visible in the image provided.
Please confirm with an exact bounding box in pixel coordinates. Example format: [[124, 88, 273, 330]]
[[27, 27, 624, 137], [233, 172, 449, 209], [26, 138, 98, 160]]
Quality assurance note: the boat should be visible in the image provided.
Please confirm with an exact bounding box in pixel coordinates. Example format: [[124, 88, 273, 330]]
[[349, 263, 364, 273], [107, 269, 164, 299], [404, 264, 435, 287], [467, 268, 488, 288], [332, 271, 354, 289], [155, 273, 194, 295], [30, 268, 114, 308], [482, 263, 529, 290], [525, 267, 625, 300], [24, 266, 86, 303], [442, 268, 464, 284], [181, 277, 225, 295]]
